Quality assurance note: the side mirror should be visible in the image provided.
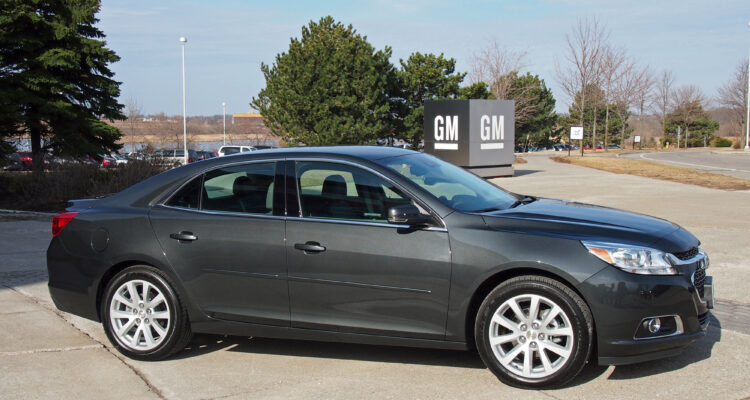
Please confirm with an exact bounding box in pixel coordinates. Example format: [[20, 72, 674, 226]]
[[387, 205, 433, 227]]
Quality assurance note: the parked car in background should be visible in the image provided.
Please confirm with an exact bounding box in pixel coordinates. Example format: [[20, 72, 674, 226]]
[[91, 154, 117, 168], [553, 144, 572, 152], [1, 153, 23, 171], [152, 149, 199, 167], [127, 152, 151, 161], [15, 152, 54, 169], [607, 144, 621, 149], [218, 145, 255, 156], [112, 154, 129, 166], [253, 145, 278, 151], [196, 151, 217, 161], [47, 146, 713, 389]]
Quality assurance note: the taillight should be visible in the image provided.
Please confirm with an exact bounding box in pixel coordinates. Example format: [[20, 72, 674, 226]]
[[52, 212, 78, 237], [20, 156, 32, 162]]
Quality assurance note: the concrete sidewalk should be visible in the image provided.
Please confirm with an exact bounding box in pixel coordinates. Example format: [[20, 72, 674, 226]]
[[2, 155, 750, 400]]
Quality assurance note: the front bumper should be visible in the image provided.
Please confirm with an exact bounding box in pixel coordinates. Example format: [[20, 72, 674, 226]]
[[579, 255, 713, 366]]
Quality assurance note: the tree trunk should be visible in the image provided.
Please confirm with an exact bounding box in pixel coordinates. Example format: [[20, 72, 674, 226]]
[[604, 103, 610, 151], [592, 106, 597, 152], [29, 122, 44, 173], [580, 92, 585, 157]]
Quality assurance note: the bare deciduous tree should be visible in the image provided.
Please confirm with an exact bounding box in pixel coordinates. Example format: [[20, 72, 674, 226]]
[[599, 45, 629, 150], [716, 60, 749, 147], [469, 40, 527, 99], [633, 66, 654, 139], [556, 17, 608, 155], [124, 97, 142, 153], [469, 41, 554, 139], [611, 63, 651, 147], [654, 70, 675, 139], [672, 84, 708, 148]]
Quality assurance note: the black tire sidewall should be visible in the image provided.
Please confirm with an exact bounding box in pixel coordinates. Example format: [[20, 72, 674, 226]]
[[475, 277, 592, 389], [101, 266, 184, 360]]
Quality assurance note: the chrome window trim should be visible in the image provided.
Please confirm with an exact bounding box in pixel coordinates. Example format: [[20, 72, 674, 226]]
[[285, 216, 448, 232], [633, 315, 684, 341], [158, 158, 285, 207], [288, 157, 446, 229], [155, 205, 447, 232], [158, 204, 286, 221]]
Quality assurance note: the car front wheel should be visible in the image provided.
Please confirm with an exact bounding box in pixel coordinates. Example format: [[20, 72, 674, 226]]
[[475, 275, 593, 388], [101, 265, 192, 360]]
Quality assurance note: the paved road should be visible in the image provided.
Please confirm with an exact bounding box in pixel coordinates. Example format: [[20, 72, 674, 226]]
[[618, 150, 750, 180], [3, 156, 750, 399]]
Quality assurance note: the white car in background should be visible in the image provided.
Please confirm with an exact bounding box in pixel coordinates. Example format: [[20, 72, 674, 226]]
[[218, 145, 255, 156], [112, 154, 129, 165]]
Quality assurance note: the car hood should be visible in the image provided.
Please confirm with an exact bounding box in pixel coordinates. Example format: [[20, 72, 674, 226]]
[[481, 198, 699, 253]]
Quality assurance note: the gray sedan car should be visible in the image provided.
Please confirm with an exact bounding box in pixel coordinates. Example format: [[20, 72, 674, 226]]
[[47, 146, 713, 388]]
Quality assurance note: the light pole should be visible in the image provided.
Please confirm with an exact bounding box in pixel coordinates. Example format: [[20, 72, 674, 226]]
[[222, 102, 226, 146], [180, 36, 188, 165], [745, 21, 750, 150]]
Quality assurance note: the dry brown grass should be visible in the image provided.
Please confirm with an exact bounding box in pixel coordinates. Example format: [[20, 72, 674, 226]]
[[551, 156, 750, 191], [514, 157, 528, 164]]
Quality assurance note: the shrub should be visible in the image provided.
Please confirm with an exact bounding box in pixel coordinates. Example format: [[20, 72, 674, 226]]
[[0, 160, 168, 212], [711, 137, 733, 147]]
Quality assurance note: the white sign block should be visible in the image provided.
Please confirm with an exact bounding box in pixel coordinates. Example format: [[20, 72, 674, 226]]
[[570, 126, 583, 140], [634, 135, 641, 143]]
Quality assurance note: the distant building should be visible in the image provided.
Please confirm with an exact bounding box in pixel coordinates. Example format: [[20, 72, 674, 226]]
[[232, 111, 272, 138]]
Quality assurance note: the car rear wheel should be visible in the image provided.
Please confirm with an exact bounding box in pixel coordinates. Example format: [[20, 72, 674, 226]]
[[102, 265, 191, 360], [475, 275, 593, 388]]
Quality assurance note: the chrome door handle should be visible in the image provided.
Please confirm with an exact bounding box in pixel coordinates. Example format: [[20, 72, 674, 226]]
[[170, 232, 198, 242], [294, 241, 326, 253]]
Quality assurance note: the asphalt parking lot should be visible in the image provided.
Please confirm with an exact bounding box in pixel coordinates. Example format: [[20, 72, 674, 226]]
[[2, 154, 750, 399], [618, 149, 750, 180]]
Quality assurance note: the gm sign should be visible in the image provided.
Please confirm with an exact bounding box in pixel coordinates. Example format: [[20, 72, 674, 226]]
[[433, 115, 459, 149], [424, 100, 515, 177]]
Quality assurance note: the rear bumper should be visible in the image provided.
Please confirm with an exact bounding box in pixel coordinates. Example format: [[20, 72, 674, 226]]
[[47, 237, 101, 321]]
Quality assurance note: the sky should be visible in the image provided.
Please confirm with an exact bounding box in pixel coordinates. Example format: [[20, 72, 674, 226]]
[[97, 0, 750, 117]]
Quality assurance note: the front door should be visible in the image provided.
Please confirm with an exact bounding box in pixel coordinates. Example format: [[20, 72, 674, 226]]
[[286, 161, 452, 339]]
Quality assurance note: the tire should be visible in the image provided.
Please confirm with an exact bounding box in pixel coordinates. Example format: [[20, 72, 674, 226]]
[[101, 265, 192, 360], [475, 275, 593, 388]]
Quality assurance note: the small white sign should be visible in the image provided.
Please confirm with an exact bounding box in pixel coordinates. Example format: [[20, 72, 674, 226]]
[[570, 126, 583, 140], [634, 135, 641, 143]]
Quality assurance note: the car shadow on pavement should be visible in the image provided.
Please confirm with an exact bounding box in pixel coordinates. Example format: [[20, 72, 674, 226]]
[[606, 314, 721, 381], [506, 169, 541, 177], [175, 333, 486, 369]]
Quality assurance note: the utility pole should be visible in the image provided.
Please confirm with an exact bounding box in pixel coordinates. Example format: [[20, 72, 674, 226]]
[[180, 36, 188, 165]]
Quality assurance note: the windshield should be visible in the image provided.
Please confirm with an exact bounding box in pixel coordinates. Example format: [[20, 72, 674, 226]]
[[378, 153, 518, 212]]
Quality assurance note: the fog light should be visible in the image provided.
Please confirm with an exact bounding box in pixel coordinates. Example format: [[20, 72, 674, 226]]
[[644, 317, 661, 333], [634, 315, 682, 339]]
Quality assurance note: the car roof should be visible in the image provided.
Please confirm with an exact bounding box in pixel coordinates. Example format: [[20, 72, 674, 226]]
[[222, 145, 415, 161], [99, 146, 420, 210]]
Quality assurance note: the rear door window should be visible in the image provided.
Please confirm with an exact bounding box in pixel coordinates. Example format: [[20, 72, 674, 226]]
[[166, 162, 277, 215], [202, 162, 276, 215]]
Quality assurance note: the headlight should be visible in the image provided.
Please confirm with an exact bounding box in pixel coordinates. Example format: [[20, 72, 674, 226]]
[[582, 241, 677, 275]]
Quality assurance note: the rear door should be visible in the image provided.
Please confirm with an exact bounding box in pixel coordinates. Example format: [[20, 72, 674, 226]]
[[149, 160, 289, 326]]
